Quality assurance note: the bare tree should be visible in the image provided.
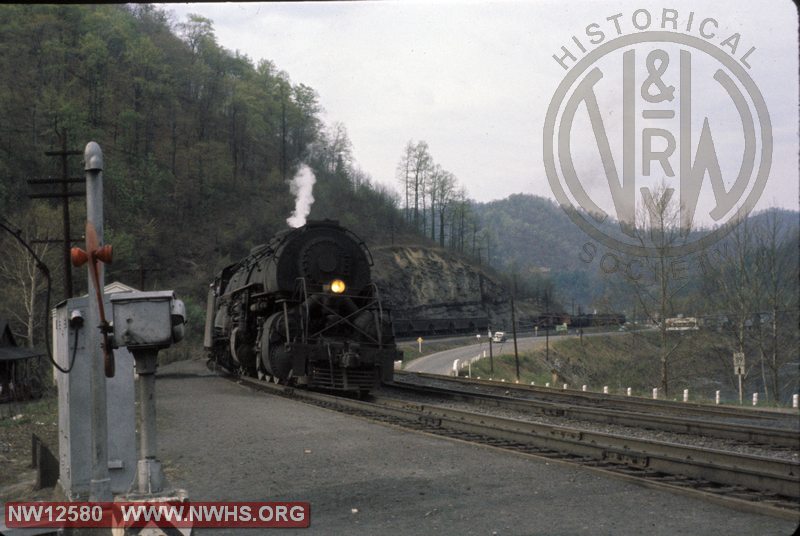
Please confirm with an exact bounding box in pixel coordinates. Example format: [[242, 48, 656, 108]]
[[396, 140, 414, 223], [427, 164, 442, 241], [411, 141, 432, 232], [752, 211, 799, 403], [321, 121, 352, 174], [427, 165, 456, 244], [0, 212, 57, 348], [705, 215, 767, 399], [624, 183, 691, 396], [448, 187, 470, 252], [437, 171, 456, 247]]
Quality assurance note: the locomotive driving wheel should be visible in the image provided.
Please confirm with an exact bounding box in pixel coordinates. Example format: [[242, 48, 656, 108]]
[[230, 326, 258, 376], [259, 313, 295, 384]]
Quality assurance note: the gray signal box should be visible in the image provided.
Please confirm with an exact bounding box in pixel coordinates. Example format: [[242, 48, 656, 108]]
[[111, 290, 183, 350], [52, 287, 137, 498]]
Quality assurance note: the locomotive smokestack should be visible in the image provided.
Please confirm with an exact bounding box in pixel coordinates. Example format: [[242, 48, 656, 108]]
[[286, 164, 317, 228]]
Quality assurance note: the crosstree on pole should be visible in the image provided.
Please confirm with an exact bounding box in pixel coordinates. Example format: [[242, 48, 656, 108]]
[[27, 130, 84, 299]]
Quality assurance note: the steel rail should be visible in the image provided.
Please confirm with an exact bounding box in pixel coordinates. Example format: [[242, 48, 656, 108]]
[[386, 379, 800, 448], [396, 371, 799, 424], [371, 396, 799, 495], [231, 375, 800, 520]]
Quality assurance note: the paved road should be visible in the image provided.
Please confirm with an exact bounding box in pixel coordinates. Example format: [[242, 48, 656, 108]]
[[404, 330, 622, 375]]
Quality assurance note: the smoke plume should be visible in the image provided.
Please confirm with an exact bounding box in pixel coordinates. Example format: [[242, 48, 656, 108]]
[[286, 164, 317, 228]]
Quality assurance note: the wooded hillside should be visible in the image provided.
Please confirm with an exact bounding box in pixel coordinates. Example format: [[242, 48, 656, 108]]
[[0, 5, 409, 329]]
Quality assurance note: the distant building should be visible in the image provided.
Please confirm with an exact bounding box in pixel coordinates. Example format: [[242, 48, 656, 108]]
[[665, 317, 699, 331], [103, 281, 137, 294]]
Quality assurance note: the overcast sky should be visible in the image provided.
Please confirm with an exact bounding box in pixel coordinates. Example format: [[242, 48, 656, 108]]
[[159, 1, 798, 221]]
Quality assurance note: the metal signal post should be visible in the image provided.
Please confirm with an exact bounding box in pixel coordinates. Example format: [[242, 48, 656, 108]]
[[82, 142, 112, 501]]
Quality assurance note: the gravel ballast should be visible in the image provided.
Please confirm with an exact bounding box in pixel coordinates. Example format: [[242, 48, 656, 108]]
[[154, 359, 798, 535]]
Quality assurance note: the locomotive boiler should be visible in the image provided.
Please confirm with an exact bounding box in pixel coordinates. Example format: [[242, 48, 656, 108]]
[[204, 220, 399, 393]]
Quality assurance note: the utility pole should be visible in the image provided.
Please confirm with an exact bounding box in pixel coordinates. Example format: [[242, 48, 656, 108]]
[[488, 326, 494, 375], [511, 274, 520, 382], [631, 302, 637, 357], [27, 130, 84, 299], [545, 291, 550, 365]]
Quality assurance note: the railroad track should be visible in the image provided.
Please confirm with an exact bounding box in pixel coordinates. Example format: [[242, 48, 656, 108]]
[[229, 374, 800, 521], [396, 371, 800, 427], [386, 376, 800, 449]]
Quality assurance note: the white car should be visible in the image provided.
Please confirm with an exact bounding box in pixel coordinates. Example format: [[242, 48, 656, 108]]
[[492, 331, 507, 343]]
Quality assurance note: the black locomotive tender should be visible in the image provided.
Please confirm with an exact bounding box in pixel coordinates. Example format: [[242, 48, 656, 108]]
[[204, 220, 400, 394]]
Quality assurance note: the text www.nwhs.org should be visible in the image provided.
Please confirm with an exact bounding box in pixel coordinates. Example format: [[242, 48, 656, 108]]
[[5, 501, 310, 528]]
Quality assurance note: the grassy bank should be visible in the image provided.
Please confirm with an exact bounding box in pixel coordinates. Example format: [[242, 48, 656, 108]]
[[470, 331, 799, 405]]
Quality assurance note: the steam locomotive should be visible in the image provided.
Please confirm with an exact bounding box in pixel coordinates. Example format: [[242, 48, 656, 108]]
[[204, 220, 400, 393]]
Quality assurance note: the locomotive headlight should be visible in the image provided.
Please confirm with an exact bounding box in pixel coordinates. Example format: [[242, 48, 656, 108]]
[[330, 279, 346, 294]]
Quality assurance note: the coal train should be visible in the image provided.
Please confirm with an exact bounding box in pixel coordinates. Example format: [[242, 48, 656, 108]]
[[204, 220, 400, 394]]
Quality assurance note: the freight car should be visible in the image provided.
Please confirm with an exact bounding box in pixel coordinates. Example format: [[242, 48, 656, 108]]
[[204, 220, 400, 394], [392, 316, 490, 337], [569, 313, 627, 328]]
